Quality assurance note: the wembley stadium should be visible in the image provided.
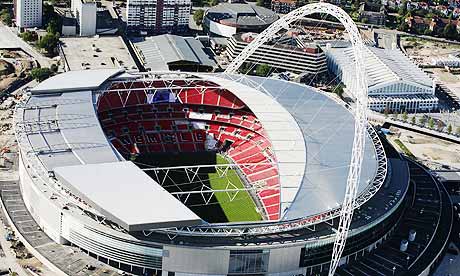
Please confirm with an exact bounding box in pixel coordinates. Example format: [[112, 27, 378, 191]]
[[10, 67, 452, 276]]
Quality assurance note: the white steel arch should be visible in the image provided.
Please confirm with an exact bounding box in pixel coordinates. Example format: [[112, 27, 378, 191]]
[[224, 3, 368, 275]]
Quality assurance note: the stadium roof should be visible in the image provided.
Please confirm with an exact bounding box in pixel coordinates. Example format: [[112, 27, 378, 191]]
[[213, 76, 378, 220], [325, 45, 434, 92], [134, 35, 217, 71], [20, 90, 120, 170], [17, 71, 202, 232], [31, 68, 123, 94], [206, 3, 278, 27], [54, 161, 202, 231], [18, 70, 379, 226]]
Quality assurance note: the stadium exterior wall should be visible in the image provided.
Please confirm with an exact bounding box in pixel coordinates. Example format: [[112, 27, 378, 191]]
[[18, 154, 62, 243], [12, 150, 407, 276], [16, 156, 408, 276], [12, 71, 413, 275]]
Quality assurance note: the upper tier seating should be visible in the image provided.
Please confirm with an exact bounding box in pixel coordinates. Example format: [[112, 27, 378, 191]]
[[97, 84, 280, 220]]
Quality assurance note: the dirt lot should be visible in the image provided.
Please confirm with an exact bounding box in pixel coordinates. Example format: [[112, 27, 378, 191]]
[[388, 127, 460, 169], [0, 49, 34, 92], [402, 37, 460, 65]]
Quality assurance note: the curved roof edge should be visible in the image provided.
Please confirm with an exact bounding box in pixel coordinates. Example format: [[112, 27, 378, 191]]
[[31, 68, 124, 94]]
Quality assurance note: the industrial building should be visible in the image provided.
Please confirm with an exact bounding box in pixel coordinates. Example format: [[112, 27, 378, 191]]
[[203, 3, 278, 37], [126, 0, 191, 34], [226, 32, 327, 74], [15, 0, 42, 28], [325, 44, 438, 112], [133, 35, 217, 72]]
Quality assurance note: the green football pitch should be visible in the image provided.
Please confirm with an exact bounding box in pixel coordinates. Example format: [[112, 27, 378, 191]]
[[208, 155, 262, 222], [135, 152, 262, 223]]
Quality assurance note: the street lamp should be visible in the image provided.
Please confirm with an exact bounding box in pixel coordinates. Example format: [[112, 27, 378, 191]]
[[392, 266, 396, 276]]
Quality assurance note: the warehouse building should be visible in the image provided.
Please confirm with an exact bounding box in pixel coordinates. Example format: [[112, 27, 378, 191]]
[[325, 44, 438, 112], [133, 35, 218, 72]]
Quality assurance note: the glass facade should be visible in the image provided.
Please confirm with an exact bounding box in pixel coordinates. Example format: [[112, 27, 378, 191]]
[[228, 250, 269, 274]]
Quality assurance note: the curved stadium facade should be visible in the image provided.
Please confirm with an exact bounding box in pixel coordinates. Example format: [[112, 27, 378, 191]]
[[12, 69, 452, 276]]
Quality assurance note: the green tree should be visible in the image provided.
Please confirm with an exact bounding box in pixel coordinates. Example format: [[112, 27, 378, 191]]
[[209, 0, 218, 6], [46, 18, 59, 34], [42, 3, 55, 22], [426, 12, 436, 19], [50, 63, 58, 72], [0, 9, 12, 25], [419, 116, 426, 126], [398, 1, 408, 17], [255, 64, 271, 77], [361, 17, 369, 24], [398, 21, 410, 32], [443, 24, 458, 40], [411, 116, 416, 125], [239, 62, 253, 74], [20, 31, 38, 42], [256, 0, 264, 6], [192, 0, 203, 6], [456, 126, 460, 135], [37, 32, 60, 54], [428, 117, 435, 129], [193, 9, 204, 26], [447, 124, 452, 134], [402, 111, 408, 122], [30, 68, 53, 82], [333, 84, 345, 99]]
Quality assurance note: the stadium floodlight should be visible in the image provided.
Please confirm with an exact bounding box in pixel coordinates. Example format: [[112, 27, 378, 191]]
[[224, 3, 368, 275]]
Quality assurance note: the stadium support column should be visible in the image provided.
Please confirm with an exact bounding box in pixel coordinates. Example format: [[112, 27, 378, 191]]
[[223, 3, 368, 275]]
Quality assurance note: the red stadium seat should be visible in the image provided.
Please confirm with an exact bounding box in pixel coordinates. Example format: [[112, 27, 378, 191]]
[[97, 80, 281, 221]]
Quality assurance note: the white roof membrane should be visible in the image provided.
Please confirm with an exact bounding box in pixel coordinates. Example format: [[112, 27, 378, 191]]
[[54, 161, 202, 231]]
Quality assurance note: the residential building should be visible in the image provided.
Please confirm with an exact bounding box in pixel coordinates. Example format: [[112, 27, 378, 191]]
[[15, 0, 42, 28], [271, 0, 297, 14], [71, 0, 97, 36], [405, 16, 428, 33], [127, 0, 191, 34], [325, 44, 438, 113], [359, 2, 386, 26], [226, 32, 327, 74], [436, 5, 449, 16]]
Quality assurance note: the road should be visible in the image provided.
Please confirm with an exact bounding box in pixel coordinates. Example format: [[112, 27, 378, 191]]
[[0, 209, 30, 276], [369, 112, 460, 143], [0, 24, 52, 67]]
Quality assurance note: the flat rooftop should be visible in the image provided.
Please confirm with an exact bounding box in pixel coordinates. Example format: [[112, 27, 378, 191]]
[[206, 3, 278, 27], [60, 36, 137, 71]]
